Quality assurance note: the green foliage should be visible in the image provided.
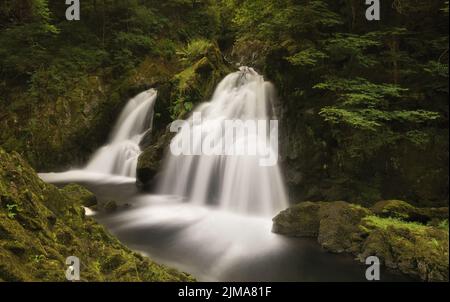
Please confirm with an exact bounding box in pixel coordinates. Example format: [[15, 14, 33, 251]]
[[177, 39, 214, 65], [316, 77, 440, 133], [438, 219, 449, 230], [286, 48, 328, 67], [6, 203, 20, 219]]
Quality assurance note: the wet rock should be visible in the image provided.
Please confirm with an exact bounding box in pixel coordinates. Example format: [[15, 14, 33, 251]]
[[103, 200, 118, 213], [61, 183, 97, 207], [318, 201, 371, 253], [273, 200, 449, 281], [272, 202, 322, 237], [137, 131, 174, 190], [357, 216, 449, 282]]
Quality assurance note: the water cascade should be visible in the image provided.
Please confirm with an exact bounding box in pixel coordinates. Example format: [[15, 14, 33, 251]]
[[158, 67, 288, 216], [85, 89, 157, 177]]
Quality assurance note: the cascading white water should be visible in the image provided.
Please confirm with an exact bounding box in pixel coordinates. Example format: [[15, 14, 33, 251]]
[[158, 67, 288, 216], [85, 89, 157, 177]]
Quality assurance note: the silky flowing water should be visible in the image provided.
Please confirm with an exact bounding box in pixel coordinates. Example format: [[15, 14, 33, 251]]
[[39, 68, 411, 282]]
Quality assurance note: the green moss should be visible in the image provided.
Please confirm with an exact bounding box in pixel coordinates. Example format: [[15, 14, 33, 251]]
[[358, 215, 449, 281], [61, 183, 97, 207], [361, 215, 432, 233], [169, 40, 233, 120], [274, 201, 449, 281], [437, 219, 449, 230], [0, 148, 194, 281]]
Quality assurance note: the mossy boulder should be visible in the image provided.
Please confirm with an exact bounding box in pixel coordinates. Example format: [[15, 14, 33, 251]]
[[169, 40, 233, 120], [61, 183, 97, 207], [0, 148, 193, 281], [318, 202, 371, 253], [371, 200, 449, 224], [357, 216, 449, 282], [371, 200, 425, 222], [273, 200, 449, 281], [272, 201, 371, 252], [272, 202, 322, 237]]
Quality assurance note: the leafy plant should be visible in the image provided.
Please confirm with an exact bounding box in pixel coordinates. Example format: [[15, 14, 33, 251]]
[[6, 202, 19, 219]]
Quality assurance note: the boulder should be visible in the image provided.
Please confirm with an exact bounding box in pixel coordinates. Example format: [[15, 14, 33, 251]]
[[61, 183, 97, 207], [358, 216, 449, 282], [272, 202, 322, 237], [317, 201, 371, 253], [371, 200, 449, 223], [136, 131, 174, 190], [273, 200, 449, 281]]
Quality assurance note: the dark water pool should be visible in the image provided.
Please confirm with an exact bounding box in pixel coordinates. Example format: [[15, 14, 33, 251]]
[[42, 173, 414, 282]]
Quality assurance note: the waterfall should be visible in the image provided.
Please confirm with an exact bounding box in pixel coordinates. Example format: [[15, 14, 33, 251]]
[[85, 89, 157, 177], [158, 67, 288, 216]]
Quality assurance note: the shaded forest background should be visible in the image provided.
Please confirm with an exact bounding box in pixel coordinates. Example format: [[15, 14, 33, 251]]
[[0, 0, 448, 207]]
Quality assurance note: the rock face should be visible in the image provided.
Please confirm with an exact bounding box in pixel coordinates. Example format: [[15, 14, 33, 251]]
[[136, 131, 174, 190], [272, 200, 449, 282], [136, 42, 232, 189], [0, 148, 193, 281]]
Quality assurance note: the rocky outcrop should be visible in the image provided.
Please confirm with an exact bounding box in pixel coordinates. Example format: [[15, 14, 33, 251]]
[[0, 148, 193, 281], [136, 41, 233, 189], [273, 200, 449, 281], [358, 216, 449, 282]]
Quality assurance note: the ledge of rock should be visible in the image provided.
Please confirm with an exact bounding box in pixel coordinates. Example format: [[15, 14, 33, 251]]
[[0, 148, 194, 281], [272, 200, 449, 282]]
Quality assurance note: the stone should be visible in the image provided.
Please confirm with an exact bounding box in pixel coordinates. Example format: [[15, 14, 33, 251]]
[[317, 201, 371, 253], [272, 202, 322, 237]]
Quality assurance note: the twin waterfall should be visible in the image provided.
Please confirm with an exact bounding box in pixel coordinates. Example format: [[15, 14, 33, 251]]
[[52, 68, 288, 216]]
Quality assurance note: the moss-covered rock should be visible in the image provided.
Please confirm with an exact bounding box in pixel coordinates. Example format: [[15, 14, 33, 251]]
[[273, 200, 449, 281], [371, 200, 449, 224], [318, 202, 371, 253], [0, 148, 194, 281], [371, 200, 426, 222], [169, 41, 233, 120], [136, 41, 233, 189], [61, 183, 97, 207], [272, 202, 322, 237], [102, 200, 119, 213], [357, 216, 449, 282], [0, 74, 137, 172]]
